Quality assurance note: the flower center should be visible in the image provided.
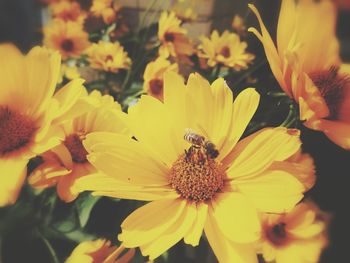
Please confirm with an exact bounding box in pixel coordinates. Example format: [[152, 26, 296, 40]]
[[220, 46, 231, 58], [64, 133, 88, 163], [170, 148, 225, 202], [149, 79, 164, 96], [0, 106, 37, 155], [164, 32, 175, 42], [310, 66, 350, 119], [266, 222, 288, 247], [61, 39, 75, 52], [105, 55, 114, 62]]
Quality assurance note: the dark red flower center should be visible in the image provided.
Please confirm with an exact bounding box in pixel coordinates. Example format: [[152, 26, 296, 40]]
[[266, 222, 289, 247], [164, 32, 175, 42], [61, 39, 75, 52], [0, 106, 37, 155], [220, 46, 231, 58], [310, 66, 350, 120], [64, 133, 88, 163], [149, 79, 164, 96]]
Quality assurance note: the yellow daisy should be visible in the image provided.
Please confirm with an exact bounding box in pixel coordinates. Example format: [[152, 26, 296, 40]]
[[158, 11, 194, 59], [44, 19, 90, 59], [249, 1, 350, 149], [143, 56, 180, 101], [198, 30, 254, 70], [76, 72, 314, 261], [259, 202, 328, 263], [171, 0, 198, 22], [232, 15, 246, 35], [65, 239, 135, 263], [0, 44, 88, 206], [86, 41, 131, 73], [28, 91, 129, 202], [90, 0, 120, 25], [50, 0, 86, 23]]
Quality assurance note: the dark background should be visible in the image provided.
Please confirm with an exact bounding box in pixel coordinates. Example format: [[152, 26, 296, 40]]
[[0, 0, 350, 262]]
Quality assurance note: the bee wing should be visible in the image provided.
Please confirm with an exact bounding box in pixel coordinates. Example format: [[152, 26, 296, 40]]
[[195, 124, 210, 140]]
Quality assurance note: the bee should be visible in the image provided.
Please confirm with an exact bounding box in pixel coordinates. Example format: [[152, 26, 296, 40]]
[[184, 129, 219, 159]]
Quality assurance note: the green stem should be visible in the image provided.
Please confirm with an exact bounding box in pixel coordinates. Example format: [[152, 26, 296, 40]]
[[231, 59, 267, 87], [280, 104, 296, 128], [37, 231, 60, 263]]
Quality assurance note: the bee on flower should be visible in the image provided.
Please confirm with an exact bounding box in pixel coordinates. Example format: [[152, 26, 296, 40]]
[[75, 72, 315, 262], [143, 56, 180, 101], [65, 239, 135, 263], [86, 41, 131, 73], [44, 19, 90, 59], [158, 11, 194, 61], [249, 0, 350, 149], [198, 30, 254, 70], [28, 91, 129, 202]]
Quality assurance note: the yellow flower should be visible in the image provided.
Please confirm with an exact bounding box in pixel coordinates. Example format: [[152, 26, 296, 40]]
[[232, 15, 246, 35], [0, 44, 87, 206], [259, 202, 328, 263], [86, 41, 131, 73], [76, 72, 314, 261], [143, 56, 180, 101], [171, 0, 198, 22], [249, 1, 350, 149], [198, 30, 254, 70], [44, 19, 90, 59], [28, 91, 129, 202], [58, 63, 81, 84], [90, 0, 120, 24], [158, 11, 194, 59], [65, 239, 135, 263], [50, 0, 86, 23]]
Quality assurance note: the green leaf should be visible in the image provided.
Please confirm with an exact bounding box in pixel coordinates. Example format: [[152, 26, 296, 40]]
[[75, 194, 101, 227]]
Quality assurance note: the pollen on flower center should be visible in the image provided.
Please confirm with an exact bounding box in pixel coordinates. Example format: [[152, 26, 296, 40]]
[[266, 222, 289, 247], [64, 133, 88, 163], [0, 106, 37, 155], [169, 150, 225, 202], [310, 66, 350, 119], [220, 46, 231, 58], [61, 39, 75, 52], [149, 79, 164, 96]]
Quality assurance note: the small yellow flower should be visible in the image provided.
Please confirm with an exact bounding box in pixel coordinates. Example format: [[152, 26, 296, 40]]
[[143, 56, 180, 101], [0, 44, 87, 206], [65, 239, 135, 263], [28, 91, 129, 202], [171, 0, 198, 22], [50, 0, 86, 23], [232, 15, 246, 35], [86, 41, 131, 73], [198, 30, 254, 70], [76, 72, 314, 261], [44, 19, 90, 59], [249, 1, 350, 149], [259, 202, 328, 263], [158, 11, 194, 59], [90, 0, 120, 24]]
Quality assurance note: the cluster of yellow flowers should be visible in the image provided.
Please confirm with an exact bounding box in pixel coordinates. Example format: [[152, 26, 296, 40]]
[[1, 0, 349, 262]]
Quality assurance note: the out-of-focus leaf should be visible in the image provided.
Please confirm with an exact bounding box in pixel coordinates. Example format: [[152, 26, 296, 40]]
[[75, 194, 101, 227]]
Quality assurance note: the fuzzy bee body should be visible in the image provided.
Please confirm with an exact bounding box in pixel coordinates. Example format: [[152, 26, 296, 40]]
[[184, 129, 219, 159]]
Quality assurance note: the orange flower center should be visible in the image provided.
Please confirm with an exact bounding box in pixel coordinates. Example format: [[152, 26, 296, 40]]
[[164, 32, 175, 42], [170, 148, 225, 202], [310, 66, 350, 119], [266, 222, 289, 247], [149, 79, 164, 96], [0, 106, 37, 155], [64, 133, 88, 163], [220, 46, 231, 58], [105, 55, 114, 62], [61, 39, 75, 52]]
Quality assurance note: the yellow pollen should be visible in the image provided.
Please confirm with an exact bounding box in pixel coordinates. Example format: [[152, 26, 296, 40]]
[[170, 150, 225, 202]]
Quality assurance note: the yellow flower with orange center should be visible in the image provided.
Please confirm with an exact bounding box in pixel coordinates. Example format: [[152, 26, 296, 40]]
[[65, 239, 135, 263], [50, 0, 86, 23], [0, 44, 89, 206], [259, 202, 328, 263], [198, 30, 254, 70], [90, 0, 120, 24], [249, 0, 350, 149], [75, 72, 314, 261], [28, 91, 129, 202], [44, 19, 90, 59], [143, 56, 180, 101], [158, 11, 194, 59], [86, 41, 131, 73]]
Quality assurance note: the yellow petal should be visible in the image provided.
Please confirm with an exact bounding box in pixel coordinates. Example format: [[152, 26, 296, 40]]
[[319, 119, 350, 150], [211, 192, 260, 243], [183, 202, 208, 246], [204, 208, 258, 263], [119, 198, 185, 247]]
